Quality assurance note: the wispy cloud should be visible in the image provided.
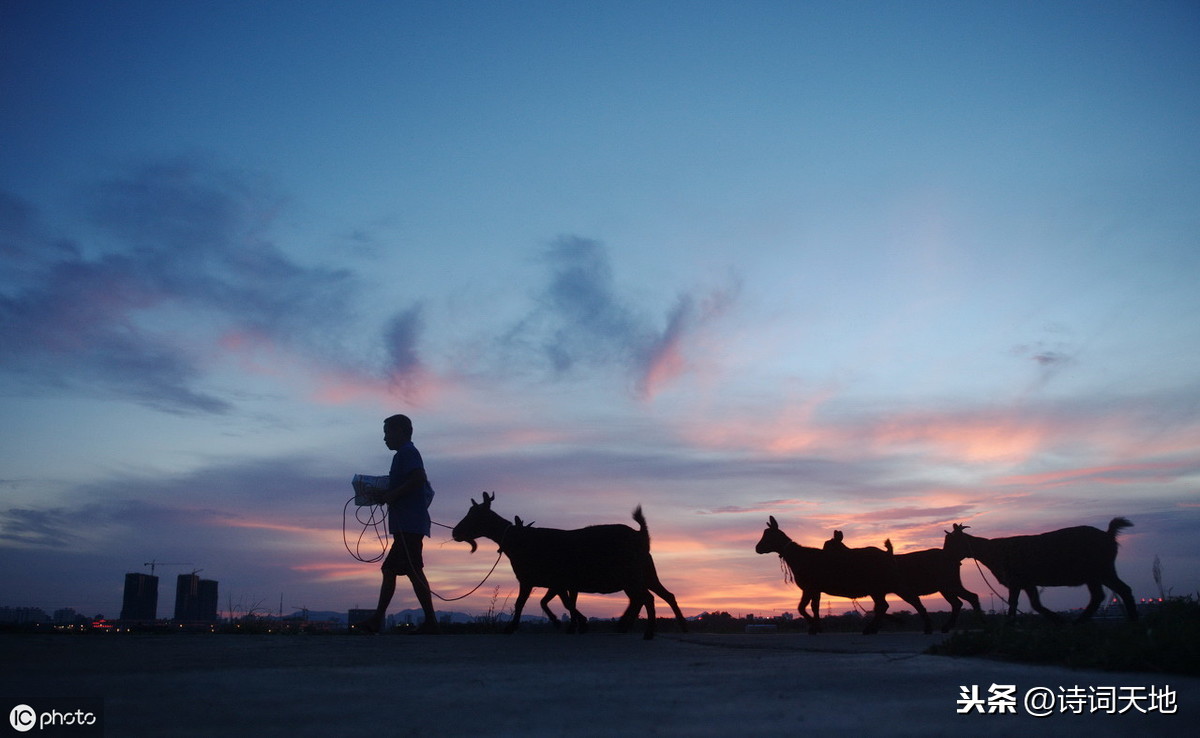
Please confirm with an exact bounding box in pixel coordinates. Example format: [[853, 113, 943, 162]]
[[0, 201, 233, 413], [0, 159, 421, 413], [3, 174, 746, 414], [501, 236, 738, 398], [992, 459, 1200, 489]]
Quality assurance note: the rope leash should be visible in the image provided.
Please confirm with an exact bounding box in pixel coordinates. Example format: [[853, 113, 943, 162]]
[[342, 497, 389, 563], [960, 536, 1021, 614], [970, 555, 1012, 608], [342, 497, 507, 603], [427, 522, 511, 602]]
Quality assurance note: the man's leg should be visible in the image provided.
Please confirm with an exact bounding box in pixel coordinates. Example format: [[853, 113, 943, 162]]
[[408, 568, 439, 633], [355, 573, 396, 633]]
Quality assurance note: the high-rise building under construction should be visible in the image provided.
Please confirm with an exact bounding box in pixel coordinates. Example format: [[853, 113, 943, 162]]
[[174, 573, 219, 622], [120, 572, 158, 621]]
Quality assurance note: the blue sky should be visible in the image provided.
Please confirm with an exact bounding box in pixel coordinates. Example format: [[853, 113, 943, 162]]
[[2, 1, 1198, 620]]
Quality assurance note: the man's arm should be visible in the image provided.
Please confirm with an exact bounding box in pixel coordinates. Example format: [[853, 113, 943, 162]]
[[381, 467, 427, 505]]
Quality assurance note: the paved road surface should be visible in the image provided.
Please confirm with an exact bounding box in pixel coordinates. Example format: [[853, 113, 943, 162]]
[[1, 631, 1193, 736]]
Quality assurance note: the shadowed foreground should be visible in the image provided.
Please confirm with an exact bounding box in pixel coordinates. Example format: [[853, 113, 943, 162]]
[[1, 632, 1193, 735]]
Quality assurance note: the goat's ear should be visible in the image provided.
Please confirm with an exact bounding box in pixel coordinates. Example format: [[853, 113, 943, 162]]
[[483, 491, 495, 505], [768, 516, 778, 529]]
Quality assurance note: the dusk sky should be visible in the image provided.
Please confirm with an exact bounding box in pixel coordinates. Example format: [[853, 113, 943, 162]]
[[2, 1, 1198, 622]]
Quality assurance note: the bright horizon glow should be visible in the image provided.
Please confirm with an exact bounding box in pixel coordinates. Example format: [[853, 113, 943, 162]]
[[2, 2, 1198, 624]]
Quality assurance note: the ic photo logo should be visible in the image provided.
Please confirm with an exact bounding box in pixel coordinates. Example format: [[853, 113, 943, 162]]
[[7, 702, 102, 735], [8, 705, 36, 732]]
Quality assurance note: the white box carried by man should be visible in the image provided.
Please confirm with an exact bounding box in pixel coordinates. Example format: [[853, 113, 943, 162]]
[[351, 474, 390, 506]]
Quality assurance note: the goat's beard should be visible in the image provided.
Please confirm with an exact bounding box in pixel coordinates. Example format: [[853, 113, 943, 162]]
[[459, 538, 477, 554]]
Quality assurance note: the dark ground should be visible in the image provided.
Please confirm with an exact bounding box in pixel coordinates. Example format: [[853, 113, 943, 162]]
[[1, 631, 1194, 736]]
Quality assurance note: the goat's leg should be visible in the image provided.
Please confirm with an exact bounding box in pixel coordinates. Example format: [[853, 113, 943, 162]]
[[538, 589, 586, 633], [795, 596, 814, 633], [649, 582, 689, 632], [616, 590, 654, 637], [1025, 587, 1062, 624], [641, 590, 657, 640], [539, 589, 562, 629], [960, 587, 983, 621], [863, 594, 889, 635], [561, 591, 588, 633], [798, 590, 821, 634], [901, 593, 932, 634], [504, 583, 533, 634], [616, 596, 641, 632], [1106, 576, 1139, 621], [810, 591, 824, 633], [1076, 582, 1106, 623], [941, 593, 962, 633], [1005, 587, 1022, 621]]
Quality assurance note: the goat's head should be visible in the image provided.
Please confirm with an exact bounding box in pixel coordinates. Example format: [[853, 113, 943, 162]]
[[941, 523, 971, 560], [451, 491, 500, 554], [755, 515, 791, 555], [822, 530, 846, 551]]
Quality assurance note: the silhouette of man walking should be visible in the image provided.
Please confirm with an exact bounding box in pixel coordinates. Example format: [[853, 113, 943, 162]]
[[358, 414, 438, 634]]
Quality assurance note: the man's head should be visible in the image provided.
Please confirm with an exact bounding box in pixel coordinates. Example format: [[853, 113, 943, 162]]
[[384, 414, 413, 449]]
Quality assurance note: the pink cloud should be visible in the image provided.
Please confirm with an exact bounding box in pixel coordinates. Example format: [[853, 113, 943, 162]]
[[992, 459, 1200, 489], [638, 339, 687, 401], [867, 411, 1048, 463], [217, 329, 290, 376], [217, 328, 448, 407], [681, 397, 1174, 471]]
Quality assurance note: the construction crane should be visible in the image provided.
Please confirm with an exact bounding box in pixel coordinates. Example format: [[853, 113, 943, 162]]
[[142, 560, 193, 576]]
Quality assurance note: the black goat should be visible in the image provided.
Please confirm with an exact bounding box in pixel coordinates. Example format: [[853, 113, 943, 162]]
[[756, 517, 911, 634], [942, 518, 1137, 623], [824, 531, 982, 633], [451, 493, 687, 639], [513, 516, 589, 633]]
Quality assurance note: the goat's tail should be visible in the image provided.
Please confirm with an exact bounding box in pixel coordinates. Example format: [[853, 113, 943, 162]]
[[884, 538, 894, 555], [632, 505, 649, 545], [1108, 517, 1134, 537]]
